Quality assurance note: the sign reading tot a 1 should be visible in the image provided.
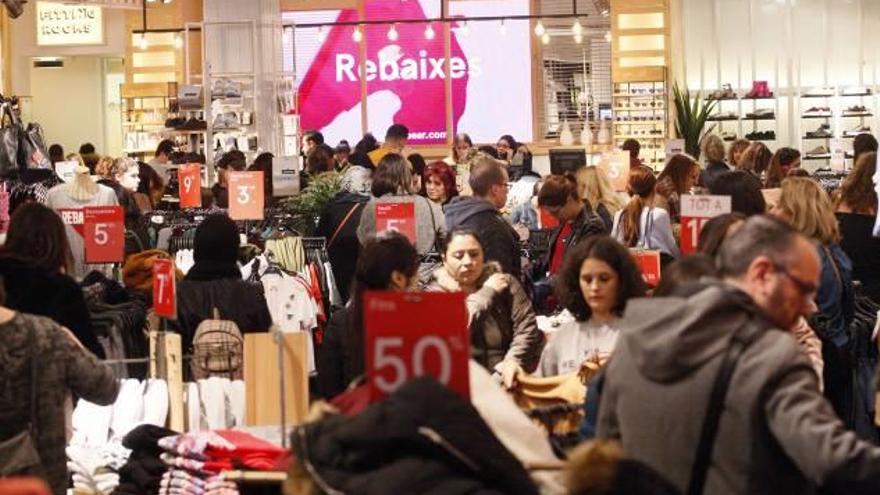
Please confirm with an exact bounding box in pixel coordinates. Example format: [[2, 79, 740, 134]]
[[680, 194, 732, 255], [83, 206, 124, 263], [375, 202, 416, 243], [152, 258, 177, 319], [632, 250, 662, 287], [228, 171, 265, 220], [178, 164, 202, 208], [364, 291, 470, 400]]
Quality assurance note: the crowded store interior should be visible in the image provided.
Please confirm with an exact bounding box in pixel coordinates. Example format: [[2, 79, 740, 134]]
[[2, 0, 880, 494]]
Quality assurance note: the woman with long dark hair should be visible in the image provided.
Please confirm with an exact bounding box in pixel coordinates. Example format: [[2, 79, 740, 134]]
[[836, 151, 880, 300], [611, 166, 679, 259], [655, 154, 700, 223], [317, 232, 419, 398]]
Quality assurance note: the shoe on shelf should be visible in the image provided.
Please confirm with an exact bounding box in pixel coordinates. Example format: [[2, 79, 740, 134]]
[[806, 145, 830, 156], [720, 131, 737, 141], [841, 86, 871, 96], [745, 130, 776, 141], [708, 111, 738, 120], [843, 105, 869, 114], [805, 123, 833, 138], [844, 124, 871, 137], [746, 108, 775, 119], [803, 107, 832, 117], [803, 87, 835, 97]]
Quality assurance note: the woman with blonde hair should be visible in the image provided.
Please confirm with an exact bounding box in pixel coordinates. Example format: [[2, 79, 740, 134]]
[[700, 134, 730, 189], [576, 166, 626, 231], [737, 142, 772, 180], [836, 151, 880, 300], [727, 138, 751, 167], [771, 176, 854, 422]]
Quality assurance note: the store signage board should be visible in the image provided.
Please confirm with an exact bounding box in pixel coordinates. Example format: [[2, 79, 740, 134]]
[[273, 156, 300, 197], [599, 150, 631, 192], [375, 202, 416, 243], [632, 250, 661, 287], [680, 194, 731, 255], [153, 258, 177, 320], [228, 171, 265, 220], [178, 164, 202, 208], [55, 160, 78, 183], [665, 139, 685, 160], [36, 2, 104, 46], [83, 206, 124, 263], [364, 291, 470, 400]]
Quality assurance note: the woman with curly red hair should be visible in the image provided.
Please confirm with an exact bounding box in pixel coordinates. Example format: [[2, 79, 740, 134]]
[[421, 161, 459, 208]]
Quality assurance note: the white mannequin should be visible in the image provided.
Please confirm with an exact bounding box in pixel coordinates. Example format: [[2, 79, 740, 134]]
[[69, 164, 98, 201], [114, 158, 141, 191]]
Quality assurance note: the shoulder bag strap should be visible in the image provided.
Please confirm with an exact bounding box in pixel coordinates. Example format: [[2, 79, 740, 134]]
[[424, 196, 442, 252], [687, 321, 760, 495], [641, 207, 654, 250], [822, 245, 844, 291], [328, 203, 361, 248], [28, 326, 38, 435]]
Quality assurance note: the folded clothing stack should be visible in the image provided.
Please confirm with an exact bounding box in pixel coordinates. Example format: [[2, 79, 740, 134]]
[[159, 470, 238, 495], [157, 430, 288, 474], [67, 442, 129, 494], [115, 424, 179, 495]]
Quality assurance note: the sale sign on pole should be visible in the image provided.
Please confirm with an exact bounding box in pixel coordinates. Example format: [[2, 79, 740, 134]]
[[375, 202, 417, 243], [364, 291, 470, 400], [178, 164, 202, 208], [152, 258, 177, 319], [83, 206, 124, 263], [680, 194, 732, 255], [632, 250, 662, 287], [228, 171, 265, 220]]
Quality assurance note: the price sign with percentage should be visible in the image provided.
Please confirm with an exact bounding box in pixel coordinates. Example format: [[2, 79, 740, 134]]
[[152, 258, 177, 319], [680, 194, 732, 255], [375, 202, 416, 243], [364, 291, 470, 399], [178, 164, 202, 208], [228, 171, 264, 220], [632, 250, 662, 287], [83, 206, 124, 263]]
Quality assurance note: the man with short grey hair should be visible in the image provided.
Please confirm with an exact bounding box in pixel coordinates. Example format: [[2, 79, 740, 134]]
[[597, 216, 880, 494]]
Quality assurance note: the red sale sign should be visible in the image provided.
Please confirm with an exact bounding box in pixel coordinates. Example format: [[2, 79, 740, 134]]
[[84, 206, 124, 263], [375, 202, 416, 243], [228, 171, 265, 220], [632, 250, 662, 287], [152, 258, 177, 319], [178, 164, 202, 208], [364, 291, 470, 400], [680, 195, 732, 255]]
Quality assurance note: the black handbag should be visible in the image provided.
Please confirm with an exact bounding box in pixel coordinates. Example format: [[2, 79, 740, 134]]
[[0, 103, 20, 177], [0, 326, 44, 477]]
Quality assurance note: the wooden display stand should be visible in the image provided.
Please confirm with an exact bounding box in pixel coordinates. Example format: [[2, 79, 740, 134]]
[[149, 330, 185, 432], [244, 332, 310, 427]]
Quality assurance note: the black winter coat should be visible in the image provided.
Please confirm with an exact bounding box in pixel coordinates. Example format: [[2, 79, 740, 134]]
[[444, 197, 522, 278], [542, 205, 608, 273], [0, 256, 104, 358], [291, 377, 539, 495], [316, 192, 370, 303], [316, 306, 357, 399]]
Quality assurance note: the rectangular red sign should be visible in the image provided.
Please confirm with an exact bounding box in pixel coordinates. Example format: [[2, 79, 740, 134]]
[[83, 206, 124, 263], [228, 171, 265, 220], [178, 164, 202, 208], [364, 291, 470, 400], [375, 202, 416, 243], [680, 195, 732, 255], [152, 258, 177, 319]]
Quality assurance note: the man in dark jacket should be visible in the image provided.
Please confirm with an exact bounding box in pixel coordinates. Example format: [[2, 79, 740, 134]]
[[597, 216, 880, 494], [445, 155, 521, 278], [316, 191, 370, 303]]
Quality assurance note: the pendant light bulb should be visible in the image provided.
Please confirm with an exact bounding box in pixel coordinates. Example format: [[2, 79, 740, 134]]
[[387, 24, 399, 41], [499, 19, 507, 36], [541, 32, 551, 45], [534, 20, 545, 37], [173, 33, 184, 49], [424, 24, 435, 40], [352, 26, 362, 43], [138, 34, 149, 50], [317, 26, 327, 42], [574, 33, 583, 44], [604, 31, 612, 43], [572, 19, 583, 36]]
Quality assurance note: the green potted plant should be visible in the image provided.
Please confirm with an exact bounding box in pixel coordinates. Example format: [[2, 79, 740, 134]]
[[672, 83, 716, 159]]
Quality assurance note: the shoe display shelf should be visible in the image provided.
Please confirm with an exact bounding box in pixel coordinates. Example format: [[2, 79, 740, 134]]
[[121, 82, 178, 157], [206, 73, 259, 167], [612, 80, 667, 171], [798, 87, 874, 165], [703, 82, 777, 143]]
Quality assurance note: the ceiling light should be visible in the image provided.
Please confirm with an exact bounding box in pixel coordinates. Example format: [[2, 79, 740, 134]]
[[138, 35, 149, 50], [352, 26, 362, 43], [387, 24, 399, 41], [572, 19, 583, 36], [541, 32, 550, 45], [424, 24, 435, 40], [499, 19, 507, 36], [534, 20, 545, 36]]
